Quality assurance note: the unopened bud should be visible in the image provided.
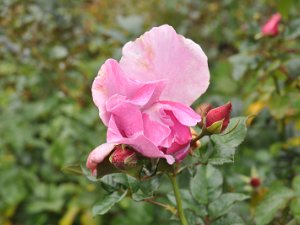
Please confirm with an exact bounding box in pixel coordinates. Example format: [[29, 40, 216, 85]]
[[250, 177, 261, 188], [205, 102, 232, 134], [196, 103, 212, 127], [109, 145, 138, 170], [261, 13, 281, 36]]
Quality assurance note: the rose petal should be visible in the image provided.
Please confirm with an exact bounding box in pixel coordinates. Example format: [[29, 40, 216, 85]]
[[118, 133, 175, 164], [164, 110, 192, 145], [107, 101, 144, 138], [86, 143, 116, 176], [142, 113, 171, 146], [92, 59, 141, 125], [166, 142, 190, 161], [120, 24, 210, 105], [106, 112, 174, 164], [159, 101, 201, 126], [130, 80, 166, 108]]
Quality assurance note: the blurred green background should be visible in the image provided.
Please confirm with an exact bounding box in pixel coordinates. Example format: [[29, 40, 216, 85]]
[[1, 0, 299, 224]]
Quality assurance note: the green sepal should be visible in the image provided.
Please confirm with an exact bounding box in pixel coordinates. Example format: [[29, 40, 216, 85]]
[[206, 119, 224, 134]]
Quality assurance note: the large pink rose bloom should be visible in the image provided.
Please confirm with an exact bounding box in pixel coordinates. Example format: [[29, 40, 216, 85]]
[[86, 25, 210, 175]]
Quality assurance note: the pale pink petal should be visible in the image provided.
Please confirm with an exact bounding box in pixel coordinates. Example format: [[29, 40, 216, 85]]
[[166, 142, 190, 161], [120, 24, 210, 105], [130, 80, 166, 108], [106, 115, 124, 142], [118, 134, 175, 164], [164, 110, 192, 145], [106, 112, 174, 164], [86, 143, 116, 176], [107, 101, 144, 138], [92, 59, 141, 125], [159, 101, 201, 126], [142, 113, 171, 146]]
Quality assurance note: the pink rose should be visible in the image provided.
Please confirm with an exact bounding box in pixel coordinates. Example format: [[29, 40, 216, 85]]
[[87, 25, 210, 175], [261, 13, 282, 36]]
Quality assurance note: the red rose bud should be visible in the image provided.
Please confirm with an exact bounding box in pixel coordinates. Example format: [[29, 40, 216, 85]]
[[250, 177, 261, 188], [261, 13, 281, 36], [205, 102, 232, 134], [109, 145, 138, 170]]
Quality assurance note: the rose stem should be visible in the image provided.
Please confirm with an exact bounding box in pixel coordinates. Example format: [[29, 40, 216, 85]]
[[168, 173, 188, 225]]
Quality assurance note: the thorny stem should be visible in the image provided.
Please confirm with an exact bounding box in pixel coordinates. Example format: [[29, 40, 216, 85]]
[[168, 173, 188, 225], [144, 198, 177, 215]]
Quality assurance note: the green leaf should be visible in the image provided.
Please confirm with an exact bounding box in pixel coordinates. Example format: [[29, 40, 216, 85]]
[[131, 191, 153, 201], [208, 193, 249, 219], [284, 58, 300, 78], [167, 189, 207, 217], [292, 175, 300, 196], [190, 165, 223, 205], [286, 19, 300, 39], [211, 212, 245, 225], [277, 0, 293, 18], [185, 210, 205, 225], [96, 157, 122, 179], [61, 164, 83, 175], [209, 117, 247, 165], [92, 191, 127, 216], [255, 184, 294, 225], [291, 198, 300, 222], [132, 176, 161, 201], [50, 45, 68, 59], [139, 176, 161, 195], [100, 173, 139, 193], [287, 219, 298, 225], [229, 53, 257, 80]]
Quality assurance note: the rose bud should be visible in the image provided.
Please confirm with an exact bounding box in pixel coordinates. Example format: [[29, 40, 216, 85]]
[[250, 177, 261, 188], [205, 102, 232, 134], [261, 13, 281, 36], [196, 103, 212, 127], [109, 145, 138, 170]]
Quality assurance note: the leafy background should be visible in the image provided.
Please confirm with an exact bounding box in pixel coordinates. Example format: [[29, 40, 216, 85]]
[[0, 0, 299, 224]]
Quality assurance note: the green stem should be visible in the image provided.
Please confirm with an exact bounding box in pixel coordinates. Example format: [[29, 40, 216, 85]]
[[168, 173, 188, 225], [280, 118, 286, 141], [272, 74, 286, 140], [272, 74, 281, 96]]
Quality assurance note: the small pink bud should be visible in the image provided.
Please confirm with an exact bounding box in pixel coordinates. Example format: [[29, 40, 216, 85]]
[[250, 177, 261, 188], [109, 145, 138, 170], [205, 102, 232, 134], [261, 13, 282, 36]]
